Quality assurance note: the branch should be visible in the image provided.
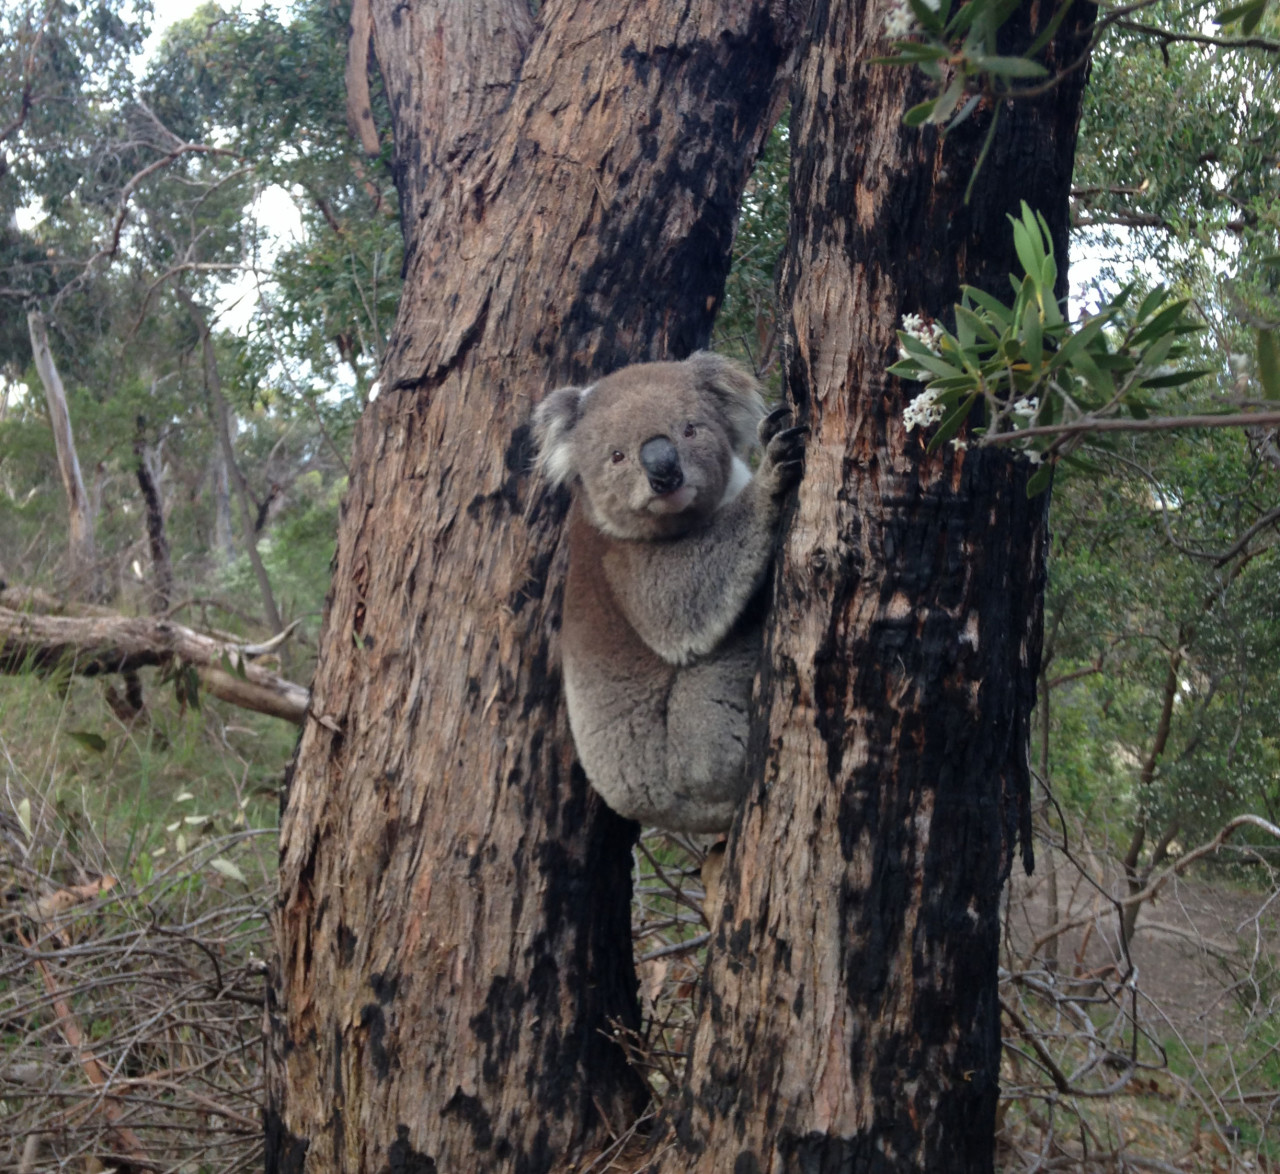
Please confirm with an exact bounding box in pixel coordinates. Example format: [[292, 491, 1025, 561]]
[[0, 605, 309, 723], [983, 410, 1280, 444], [1116, 18, 1280, 53]]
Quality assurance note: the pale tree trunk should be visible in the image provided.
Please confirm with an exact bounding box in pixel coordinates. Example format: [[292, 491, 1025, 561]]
[[656, 0, 1095, 1170], [27, 309, 100, 601], [212, 446, 235, 562], [179, 292, 284, 634], [267, 1, 792, 1170]]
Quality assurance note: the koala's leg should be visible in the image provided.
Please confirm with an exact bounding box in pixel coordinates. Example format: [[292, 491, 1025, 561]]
[[662, 634, 757, 833]]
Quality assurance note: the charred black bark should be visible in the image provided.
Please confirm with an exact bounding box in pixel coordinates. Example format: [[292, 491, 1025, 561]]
[[134, 416, 173, 616], [660, 1, 1097, 1171]]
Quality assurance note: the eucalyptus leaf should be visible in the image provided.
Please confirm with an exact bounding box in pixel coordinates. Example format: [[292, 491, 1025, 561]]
[[926, 396, 976, 453], [975, 54, 1050, 78], [903, 99, 939, 127], [1025, 460, 1054, 497]]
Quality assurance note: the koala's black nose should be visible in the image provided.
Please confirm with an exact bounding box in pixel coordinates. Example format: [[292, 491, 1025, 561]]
[[639, 435, 683, 494]]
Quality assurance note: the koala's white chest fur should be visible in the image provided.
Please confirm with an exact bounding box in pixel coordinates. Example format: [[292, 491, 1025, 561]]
[[531, 352, 803, 833]]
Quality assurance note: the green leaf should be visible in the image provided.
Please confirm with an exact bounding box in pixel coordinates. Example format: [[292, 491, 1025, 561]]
[[963, 285, 1015, 326], [904, 99, 939, 127], [1215, 0, 1258, 20], [976, 54, 1050, 78], [1259, 329, 1280, 400], [1026, 460, 1054, 497], [933, 76, 966, 123], [1040, 253, 1059, 300], [913, 352, 966, 380], [66, 730, 107, 753], [1136, 285, 1170, 322], [1241, 0, 1266, 32], [1011, 215, 1041, 283], [926, 395, 976, 453], [945, 0, 984, 38], [908, 0, 946, 33], [1022, 298, 1043, 373], [1139, 368, 1214, 389], [954, 304, 1002, 344], [17, 797, 32, 841], [1130, 299, 1192, 347]]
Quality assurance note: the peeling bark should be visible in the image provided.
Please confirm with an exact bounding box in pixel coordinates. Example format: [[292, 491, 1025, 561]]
[[268, 1, 794, 1170], [657, 1, 1096, 1171], [27, 309, 100, 601]]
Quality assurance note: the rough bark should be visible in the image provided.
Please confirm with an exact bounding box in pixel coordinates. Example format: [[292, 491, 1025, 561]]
[[268, 1, 793, 1171], [657, 1, 1095, 1171], [27, 309, 100, 601], [0, 605, 309, 723]]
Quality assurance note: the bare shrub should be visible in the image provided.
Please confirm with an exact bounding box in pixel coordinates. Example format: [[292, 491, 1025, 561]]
[[998, 804, 1280, 1172], [2, 776, 270, 1174]]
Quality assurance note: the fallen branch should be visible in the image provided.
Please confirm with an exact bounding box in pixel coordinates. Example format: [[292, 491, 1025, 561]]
[[15, 925, 154, 1171], [0, 605, 309, 724]]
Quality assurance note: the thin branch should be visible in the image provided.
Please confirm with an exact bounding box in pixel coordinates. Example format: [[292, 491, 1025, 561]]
[[983, 409, 1280, 444], [1116, 18, 1280, 53]]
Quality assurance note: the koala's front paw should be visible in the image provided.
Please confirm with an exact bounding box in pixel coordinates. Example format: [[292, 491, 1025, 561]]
[[760, 421, 807, 496], [758, 404, 794, 446]]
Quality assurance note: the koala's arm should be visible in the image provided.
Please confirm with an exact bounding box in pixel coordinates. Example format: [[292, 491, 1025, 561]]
[[605, 420, 804, 664]]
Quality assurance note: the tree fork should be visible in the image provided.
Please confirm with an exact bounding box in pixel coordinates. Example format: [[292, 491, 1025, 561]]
[[657, 0, 1096, 1170], [267, 1, 795, 1170]]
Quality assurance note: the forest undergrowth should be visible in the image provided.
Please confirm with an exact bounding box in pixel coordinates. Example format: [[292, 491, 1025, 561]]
[[2, 670, 1276, 1173]]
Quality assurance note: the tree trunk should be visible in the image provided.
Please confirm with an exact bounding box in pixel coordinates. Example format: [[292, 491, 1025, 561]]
[[212, 445, 235, 563], [27, 309, 100, 601], [267, 2, 792, 1170], [179, 291, 285, 634], [657, 1, 1095, 1170], [135, 416, 174, 615]]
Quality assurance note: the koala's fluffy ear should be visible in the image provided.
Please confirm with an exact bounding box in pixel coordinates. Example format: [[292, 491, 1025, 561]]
[[531, 385, 589, 486], [685, 351, 766, 456]]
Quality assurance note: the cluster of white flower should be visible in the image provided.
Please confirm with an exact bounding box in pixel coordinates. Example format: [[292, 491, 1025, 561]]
[[884, 0, 917, 37], [1011, 396, 1040, 419], [900, 312, 946, 354], [903, 387, 946, 431]]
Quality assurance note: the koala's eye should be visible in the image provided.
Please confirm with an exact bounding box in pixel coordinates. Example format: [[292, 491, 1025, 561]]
[[610, 449, 626, 464], [683, 423, 697, 438]]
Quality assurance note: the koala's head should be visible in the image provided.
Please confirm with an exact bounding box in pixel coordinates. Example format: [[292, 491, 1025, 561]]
[[531, 352, 765, 541]]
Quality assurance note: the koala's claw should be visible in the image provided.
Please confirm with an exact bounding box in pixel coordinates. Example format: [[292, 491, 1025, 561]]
[[759, 404, 794, 445], [762, 424, 808, 493]]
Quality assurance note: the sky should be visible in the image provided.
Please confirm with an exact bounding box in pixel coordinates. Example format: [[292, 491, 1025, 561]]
[[140, 0, 303, 330]]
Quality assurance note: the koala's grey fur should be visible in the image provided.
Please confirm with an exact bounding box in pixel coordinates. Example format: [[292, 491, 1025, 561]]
[[531, 351, 804, 832]]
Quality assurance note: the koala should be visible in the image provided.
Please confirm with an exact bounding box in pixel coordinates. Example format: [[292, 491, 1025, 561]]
[[531, 351, 805, 833]]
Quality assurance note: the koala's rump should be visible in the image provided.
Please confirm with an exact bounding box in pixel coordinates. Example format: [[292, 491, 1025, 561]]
[[561, 506, 755, 832]]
